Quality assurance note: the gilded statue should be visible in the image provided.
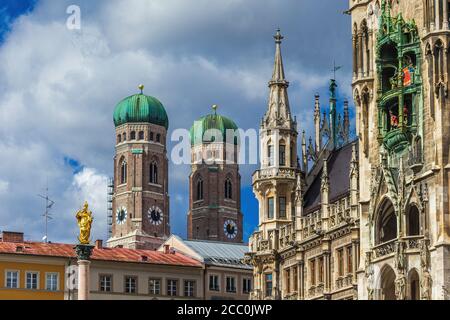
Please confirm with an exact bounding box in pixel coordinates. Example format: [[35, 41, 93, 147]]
[[76, 201, 94, 245]]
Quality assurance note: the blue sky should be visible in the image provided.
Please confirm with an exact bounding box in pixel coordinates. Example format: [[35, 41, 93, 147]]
[[0, 0, 36, 40], [0, 0, 353, 244]]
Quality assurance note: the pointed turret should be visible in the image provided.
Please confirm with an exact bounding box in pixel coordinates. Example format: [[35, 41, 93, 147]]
[[263, 29, 295, 130], [329, 79, 338, 149], [314, 94, 321, 152], [271, 29, 287, 84], [349, 143, 359, 219], [321, 158, 330, 231], [302, 131, 308, 172], [343, 99, 350, 143]]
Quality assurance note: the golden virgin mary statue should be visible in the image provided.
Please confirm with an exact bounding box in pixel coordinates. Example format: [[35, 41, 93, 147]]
[[76, 201, 94, 245]]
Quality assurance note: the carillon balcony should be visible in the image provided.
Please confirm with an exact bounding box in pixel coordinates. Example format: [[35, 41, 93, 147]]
[[382, 128, 410, 153]]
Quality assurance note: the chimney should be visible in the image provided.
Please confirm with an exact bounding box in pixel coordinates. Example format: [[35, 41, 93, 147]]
[[2, 232, 24, 243], [164, 245, 170, 254], [95, 239, 103, 249]]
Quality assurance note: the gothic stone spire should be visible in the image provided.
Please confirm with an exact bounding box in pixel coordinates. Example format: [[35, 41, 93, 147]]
[[263, 29, 294, 130]]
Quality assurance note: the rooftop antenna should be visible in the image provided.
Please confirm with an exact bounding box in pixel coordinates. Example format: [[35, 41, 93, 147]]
[[38, 182, 55, 243]]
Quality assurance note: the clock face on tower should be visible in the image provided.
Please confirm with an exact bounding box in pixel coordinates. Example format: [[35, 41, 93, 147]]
[[148, 206, 163, 225], [116, 206, 127, 225], [223, 220, 238, 239]]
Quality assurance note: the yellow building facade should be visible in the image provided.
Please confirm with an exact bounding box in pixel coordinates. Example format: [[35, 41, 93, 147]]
[[0, 255, 67, 300]]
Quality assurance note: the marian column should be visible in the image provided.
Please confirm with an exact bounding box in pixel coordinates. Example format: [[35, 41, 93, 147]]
[[74, 202, 94, 300]]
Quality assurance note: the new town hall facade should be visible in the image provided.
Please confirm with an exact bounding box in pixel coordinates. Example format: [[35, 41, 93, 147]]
[[247, 0, 450, 300]]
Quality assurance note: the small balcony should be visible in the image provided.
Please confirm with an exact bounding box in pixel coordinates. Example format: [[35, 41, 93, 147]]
[[383, 129, 409, 153], [373, 239, 397, 259], [252, 168, 296, 184]]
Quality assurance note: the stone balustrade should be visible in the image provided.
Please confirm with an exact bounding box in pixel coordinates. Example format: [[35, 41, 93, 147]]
[[329, 196, 351, 229], [373, 239, 397, 258], [299, 210, 323, 240], [253, 168, 297, 184]]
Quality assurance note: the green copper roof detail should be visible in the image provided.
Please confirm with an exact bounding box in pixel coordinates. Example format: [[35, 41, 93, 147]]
[[190, 107, 239, 146], [113, 89, 169, 129]]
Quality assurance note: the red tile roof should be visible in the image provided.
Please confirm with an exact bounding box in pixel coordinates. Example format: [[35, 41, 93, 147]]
[[0, 241, 202, 268]]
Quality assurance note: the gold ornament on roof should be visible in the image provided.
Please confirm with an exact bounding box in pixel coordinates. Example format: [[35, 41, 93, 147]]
[[76, 201, 93, 245], [138, 84, 145, 94]]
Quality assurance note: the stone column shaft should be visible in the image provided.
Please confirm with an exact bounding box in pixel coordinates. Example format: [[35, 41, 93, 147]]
[[358, 33, 364, 78], [298, 262, 304, 300], [444, 0, 449, 29], [77, 260, 91, 300]]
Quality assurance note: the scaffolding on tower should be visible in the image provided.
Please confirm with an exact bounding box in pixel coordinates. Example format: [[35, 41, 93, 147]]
[[107, 177, 114, 239]]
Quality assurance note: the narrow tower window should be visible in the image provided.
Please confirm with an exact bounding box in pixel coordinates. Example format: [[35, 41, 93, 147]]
[[150, 162, 158, 184], [279, 197, 286, 218], [268, 145, 274, 166], [196, 179, 204, 201], [225, 178, 233, 199], [279, 144, 286, 166], [120, 160, 127, 185], [138, 131, 144, 140], [268, 197, 274, 219], [130, 131, 136, 140]]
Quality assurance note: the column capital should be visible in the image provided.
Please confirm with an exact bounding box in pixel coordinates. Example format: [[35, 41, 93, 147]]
[[75, 244, 95, 261]]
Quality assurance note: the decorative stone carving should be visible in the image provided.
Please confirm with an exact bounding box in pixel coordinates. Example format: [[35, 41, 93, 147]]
[[365, 252, 374, 300], [395, 275, 407, 300], [420, 270, 432, 300], [420, 239, 431, 270], [394, 241, 406, 273]]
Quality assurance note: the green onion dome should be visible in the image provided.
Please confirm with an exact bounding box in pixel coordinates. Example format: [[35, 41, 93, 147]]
[[113, 85, 169, 129], [190, 105, 239, 146]]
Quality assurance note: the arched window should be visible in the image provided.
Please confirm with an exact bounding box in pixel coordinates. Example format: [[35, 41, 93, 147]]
[[150, 162, 158, 184], [130, 131, 136, 140], [361, 19, 369, 76], [380, 265, 396, 300], [120, 160, 127, 185], [225, 178, 233, 200], [117, 134, 122, 144], [123, 133, 127, 141], [353, 23, 358, 77], [434, 40, 444, 86], [196, 178, 204, 201], [406, 205, 420, 236], [267, 144, 274, 166], [156, 134, 161, 143], [408, 269, 420, 300], [376, 199, 397, 245], [138, 131, 144, 140], [279, 140, 286, 166], [150, 132, 154, 141]]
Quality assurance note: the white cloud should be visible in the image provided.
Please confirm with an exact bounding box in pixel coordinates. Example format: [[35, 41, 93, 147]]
[[0, 180, 9, 194], [64, 167, 109, 242], [0, 0, 352, 242]]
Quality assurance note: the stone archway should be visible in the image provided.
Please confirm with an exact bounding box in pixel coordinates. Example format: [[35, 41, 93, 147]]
[[376, 198, 397, 245], [408, 269, 420, 300], [380, 265, 396, 300]]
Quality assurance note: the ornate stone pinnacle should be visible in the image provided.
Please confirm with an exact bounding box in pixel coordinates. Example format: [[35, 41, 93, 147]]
[[274, 28, 284, 44]]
